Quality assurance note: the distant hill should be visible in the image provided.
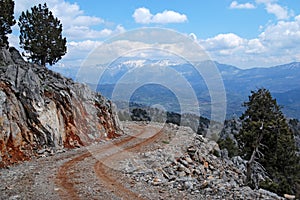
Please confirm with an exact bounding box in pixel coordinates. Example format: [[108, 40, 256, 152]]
[[49, 61, 300, 119]]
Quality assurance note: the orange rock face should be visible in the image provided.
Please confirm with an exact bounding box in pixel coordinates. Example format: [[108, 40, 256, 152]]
[[0, 47, 122, 167]]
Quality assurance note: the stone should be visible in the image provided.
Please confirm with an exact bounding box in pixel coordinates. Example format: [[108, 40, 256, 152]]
[[0, 47, 123, 167], [180, 159, 189, 167], [284, 194, 296, 200], [194, 169, 201, 175], [152, 177, 162, 186], [161, 169, 170, 180], [177, 163, 186, 172], [200, 180, 208, 189], [8, 195, 21, 200], [185, 156, 193, 164], [204, 161, 209, 168], [37, 149, 46, 154], [178, 171, 186, 177], [184, 181, 193, 190]]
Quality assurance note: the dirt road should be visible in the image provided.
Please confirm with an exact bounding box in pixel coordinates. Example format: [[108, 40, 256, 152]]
[[56, 122, 165, 200], [0, 122, 165, 200]]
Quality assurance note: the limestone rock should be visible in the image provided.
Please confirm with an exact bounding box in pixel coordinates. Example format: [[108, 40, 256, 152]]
[[284, 194, 296, 200], [0, 47, 122, 167], [119, 123, 285, 199]]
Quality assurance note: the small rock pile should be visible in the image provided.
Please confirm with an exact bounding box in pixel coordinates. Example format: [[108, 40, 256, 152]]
[[120, 124, 284, 199]]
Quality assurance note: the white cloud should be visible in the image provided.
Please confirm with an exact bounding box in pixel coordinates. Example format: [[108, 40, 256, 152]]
[[152, 10, 187, 24], [259, 16, 300, 48], [10, 0, 127, 67], [132, 7, 153, 24], [203, 33, 245, 51], [200, 15, 300, 68], [64, 25, 125, 40], [12, 0, 124, 41], [60, 40, 103, 66], [133, 7, 187, 24], [255, 0, 291, 20], [230, 1, 256, 9], [255, 0, 275, 4], [265, 3, 289, 20]]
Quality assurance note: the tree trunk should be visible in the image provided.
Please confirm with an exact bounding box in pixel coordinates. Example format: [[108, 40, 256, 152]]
[[246, 146, 258, 185], [41, 56, 46, 67]]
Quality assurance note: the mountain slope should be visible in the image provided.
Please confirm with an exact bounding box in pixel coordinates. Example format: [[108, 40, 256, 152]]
[[49, 59, 300, 119], [0, 47, 122, 167]]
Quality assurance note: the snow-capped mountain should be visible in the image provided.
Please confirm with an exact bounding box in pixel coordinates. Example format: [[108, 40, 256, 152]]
[[48, 60, 300, 119]]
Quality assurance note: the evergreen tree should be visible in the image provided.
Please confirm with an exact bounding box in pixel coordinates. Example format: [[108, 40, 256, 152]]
[[18, 3, 67, 66], [237, 88, 300, 196], [0, 0, 16, 47]]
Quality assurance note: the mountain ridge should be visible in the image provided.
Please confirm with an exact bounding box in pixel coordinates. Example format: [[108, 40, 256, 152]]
[[49, 60, 300, 119]]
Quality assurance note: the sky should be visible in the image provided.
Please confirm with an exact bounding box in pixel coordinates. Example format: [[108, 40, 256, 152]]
[[9, 0, 300, 69]]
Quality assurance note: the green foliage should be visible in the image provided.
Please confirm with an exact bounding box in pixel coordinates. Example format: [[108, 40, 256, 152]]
[[130, 108, 151, 121], [218, 136, 239, 158], [18, 3, 67, 66], [0, 0, 15, 47], [212, 149, 220, 157], [237, 88, 300, 196], [161, 140, 170, 144]]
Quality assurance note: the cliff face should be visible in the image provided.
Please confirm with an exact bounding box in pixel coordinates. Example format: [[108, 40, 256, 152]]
[[0, 47, 122, 167]]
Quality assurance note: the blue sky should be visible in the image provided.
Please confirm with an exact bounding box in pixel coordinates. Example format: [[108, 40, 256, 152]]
[[10, 0, 300, 68]]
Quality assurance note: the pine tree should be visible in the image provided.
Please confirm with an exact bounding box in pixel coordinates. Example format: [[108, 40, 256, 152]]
[[237, 88, 300, 196], [0, 0, 16, 47], [18, 3, 67, 66]]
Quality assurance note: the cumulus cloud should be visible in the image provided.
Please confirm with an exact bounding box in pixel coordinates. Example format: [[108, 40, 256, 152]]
[[63, 40, 102, 63], [265, 3, 290, 19], [255, 0, 291, 20], [255, 0, 275, 4], [12, 0, 124, 41], [203, 33, 245, 51], [259, 16, 300, 48], [200, 15, 300, 68], [230, 1, 256, 9], [133, 7, 187, 24], [132, 7, 153, 24], [10, 0, 127, 67], [64, 25, 125, 40]]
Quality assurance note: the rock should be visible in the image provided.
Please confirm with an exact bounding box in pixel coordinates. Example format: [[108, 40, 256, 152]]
[[8, 195, 21, 200], [200, 180, 208, 189], [118, 122, 286, 199], [284, 194, 296, 200], [184, 156, 193, 164], [187, 146, 196, 155], [180, 159, 189, 167], [0, 47, 122, 167], [152, 177, 162, 186], [161, 169, 170, 180], [184, 181, 193, 190], [204, 161, 209, 168], [177, 163, 186, 172], [37, 149, 46, 155], [184, 167, 191, 175], [178, 171, 186, 177]]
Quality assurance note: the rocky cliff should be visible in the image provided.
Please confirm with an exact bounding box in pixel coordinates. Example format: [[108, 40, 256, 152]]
[[0, 47, 122, 167]]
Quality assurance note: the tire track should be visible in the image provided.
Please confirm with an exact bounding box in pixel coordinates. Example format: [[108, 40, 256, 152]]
[[55, 123, 160, 200], [94, 126, 164, 200]]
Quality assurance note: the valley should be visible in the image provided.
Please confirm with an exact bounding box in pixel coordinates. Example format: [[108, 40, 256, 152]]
[[49, 60, 300, 119]]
